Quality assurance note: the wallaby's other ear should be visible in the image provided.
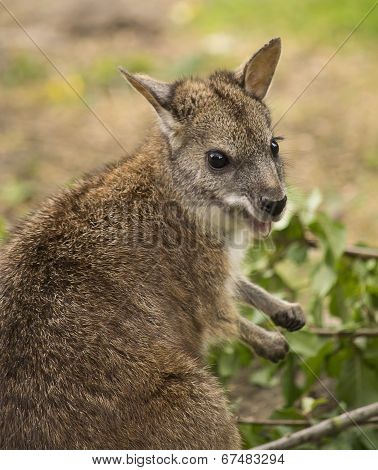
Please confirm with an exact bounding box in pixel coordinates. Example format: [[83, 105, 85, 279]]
[[235, 37, 281, 100], [119, 67, 181, 144], [118, 67, 171, 111]]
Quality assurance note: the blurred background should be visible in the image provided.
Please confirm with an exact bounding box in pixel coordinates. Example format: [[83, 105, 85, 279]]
[[0, 0, 377, 449], [0, 0, 377, 243]]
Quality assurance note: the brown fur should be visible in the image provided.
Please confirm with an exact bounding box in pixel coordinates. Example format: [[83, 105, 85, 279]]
[[0, 38, 304, 449]]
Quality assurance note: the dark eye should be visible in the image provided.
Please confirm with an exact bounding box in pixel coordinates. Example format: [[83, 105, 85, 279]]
[[207, 150, 229, 170], [270, 139, 279, 157]]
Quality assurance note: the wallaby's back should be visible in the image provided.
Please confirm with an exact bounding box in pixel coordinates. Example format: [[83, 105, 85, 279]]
[[0, 137, 240, 449]]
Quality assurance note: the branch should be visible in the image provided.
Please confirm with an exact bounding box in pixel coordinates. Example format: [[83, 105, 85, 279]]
[[239, 418, 310, 426], [304, 237, 378, 260], [342, 245, 378, 260], [238, 417, 378, 426], [308, 327, 378, 338], [252, 402, 378, 450]]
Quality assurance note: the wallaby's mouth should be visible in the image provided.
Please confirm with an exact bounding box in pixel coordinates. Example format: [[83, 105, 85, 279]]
[[221, 194, 274, 238], [238, 208, 272, 238], [247, 216, 272, 238]]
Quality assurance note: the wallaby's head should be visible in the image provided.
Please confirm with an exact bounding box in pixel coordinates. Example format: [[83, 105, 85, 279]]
[[120, 38, 285, 239]]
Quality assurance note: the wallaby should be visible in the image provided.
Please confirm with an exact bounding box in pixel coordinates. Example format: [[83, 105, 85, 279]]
[[0, 38, 305, 450]]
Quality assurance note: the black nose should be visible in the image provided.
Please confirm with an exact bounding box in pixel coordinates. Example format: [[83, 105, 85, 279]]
[[259, 195, 287, 217]]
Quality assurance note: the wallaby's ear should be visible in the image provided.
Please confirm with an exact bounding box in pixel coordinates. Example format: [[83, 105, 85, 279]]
[[118, 67, 172, 111], [235, 37, 281, 100], [119, 67, 181, 143]]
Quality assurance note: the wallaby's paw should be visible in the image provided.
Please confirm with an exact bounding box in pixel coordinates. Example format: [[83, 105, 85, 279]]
[[254, 331, 289, 363], [272, 303, 305, 332]]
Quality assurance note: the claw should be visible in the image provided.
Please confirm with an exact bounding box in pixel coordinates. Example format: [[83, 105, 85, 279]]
[[272, 304, 305, 332]]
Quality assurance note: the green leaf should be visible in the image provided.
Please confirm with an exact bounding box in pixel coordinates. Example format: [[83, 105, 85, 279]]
[[282, 354, 302, 406], [249, 364, 280, 387], [215, 348, 234, 378], [363, 338, 378, 368], [308, 295, 323, 325], [336, 351, 378, 407], [301, 396, 327, 415], [286, 331, 326, 359], [309, 213, 346, 261], [329, 284, 348, 321], [304, 340, 334, 388], [300, 188, 323, 225], [327, 347, 351, 377], [312, 263, 337, 297], [271, 407, 306, 421], [238, 423, 267, 449], [274, 258, 309, 291], [286, 241, 308, 264]]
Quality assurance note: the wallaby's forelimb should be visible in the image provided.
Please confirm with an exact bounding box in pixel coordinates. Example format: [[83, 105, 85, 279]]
[[237, 316, 288, 363], [235, 278, 305, 332]]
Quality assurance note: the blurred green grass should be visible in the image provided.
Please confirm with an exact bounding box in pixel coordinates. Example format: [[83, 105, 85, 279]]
[[82, 53, 157, 89], [188, 0, 378, 44], [1, 52, 48, 87]]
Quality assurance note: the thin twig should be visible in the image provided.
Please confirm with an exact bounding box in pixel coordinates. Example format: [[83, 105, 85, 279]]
[[239, 418, 310, 426], [304, 237, 378, 260], [341, 245, 378, 260], [252, 402, 378, 450], [238, 417, 378, 426], [308, 327, 378, 338]]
